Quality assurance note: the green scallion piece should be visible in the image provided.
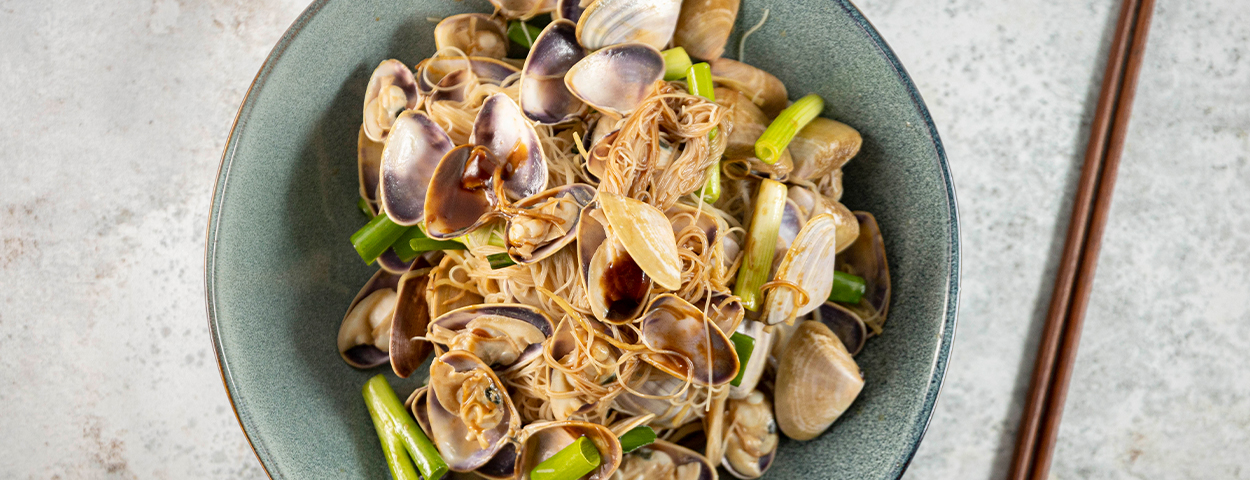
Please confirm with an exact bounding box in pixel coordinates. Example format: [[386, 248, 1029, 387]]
[[358, 197, 374, 217], [530, 436, 601, 480], [618, 426, 656, 453], [686, 62, 721, 203], [662, 47, 693, 81], [410, 238, 468, 252], [488, 253, 516, 269], [754, 93, 825, 164], [700, 163, 721, 203], [729, 332, 756, 387], [362, 375, 449, 480], [390, 226, 427, 262], [828, 271, 867, 304], [733, 179, 788, 311], [365, 393, 420, 480], [507, 20, 543, 49], [351, 213, 410, 265]]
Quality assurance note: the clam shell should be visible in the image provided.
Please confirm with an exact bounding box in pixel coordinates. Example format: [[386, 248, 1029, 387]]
[[834, 212, 890, 334], [427, 351, 521, 472], [379, 111, 453, 226], [506, 184, 595, 264], [576, 206, 608, 288], [429, 68, 473, 103], [728, 319, 771, 399], [815, 301, 867, 356], [616, 440, 716, 480], [389, 270, 434, 377], [471, 93, 548, 201], [357, 124, 384, 211], [435, 13, 509, 59], [428, 303, 554, 368], [710, 58, 788, 118], [337, 269, 403, 368], [417, 56, 520, 96], [555, 0, 592, 21], [363, 59, 420, 142], [640, 294, 739, 386], [715, 87, 769, 159], [587, 236, 652, 324], [520, 20, 587, 124], [564, 43, 665, 117], [788, 117, 863, 182], [491, 0, 557, 19], [597, 192, 681, 291], [673, 0, 740, 60], [424, 145, 500, 239], [516, 421, 623, 480], [774, 321, 863, 441], [576, 0, 682, 50], [764, 213, 840, 325], [722, 391, 778, 479]]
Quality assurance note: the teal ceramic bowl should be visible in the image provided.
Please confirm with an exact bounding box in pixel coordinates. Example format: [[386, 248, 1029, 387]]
[[206, 0, 959, 477]]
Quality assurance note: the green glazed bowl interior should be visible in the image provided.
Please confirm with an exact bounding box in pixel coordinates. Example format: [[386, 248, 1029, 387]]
[[206, 0, 960, 478]]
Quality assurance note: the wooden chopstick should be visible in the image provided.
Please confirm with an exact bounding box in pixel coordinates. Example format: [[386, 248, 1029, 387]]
[[1008, 0, 1156, 478]]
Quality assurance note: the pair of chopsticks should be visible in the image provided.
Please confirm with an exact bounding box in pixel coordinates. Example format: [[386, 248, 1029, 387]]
[[1007, 0, 1156, 478]]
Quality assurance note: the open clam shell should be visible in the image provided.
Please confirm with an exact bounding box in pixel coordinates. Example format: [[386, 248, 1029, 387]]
[[357, 124, 385, 211], [417, 56, 520, 96], [337, 269, 403, 368], [587, 236, 652, 324], [597, 192, 681, 291], [427, 351, 521, 472], [722, 390, 779, 479], [774, 321, 863, 441], [424, 145, 501, 239], [640, 294, 739, 386], [565, 43, 665, 117], [576, 0, 682, 50], [428, 303, 554, 369], [815, 301, 867, 356], [506, 184, 596, 264], [472, 93, 548, 201], [834, 212, 891, 334], [616, 440, 716, 480], [389, 269, 434, 377], [710, 58, 788, 118], [429, 68, 474, 104], [520, 20, 587, 125], [516, 421, 623, 480], [673, 0, 740, 60], [363, 59, 421, 142], [435, 14, 509, 59], [612, 366, 707, 428], [379, 111, 453, 226], [764, 213, 840, 325]]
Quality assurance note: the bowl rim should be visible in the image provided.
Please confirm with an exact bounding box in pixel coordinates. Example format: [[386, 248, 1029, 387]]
[[204, 0, 961, 478]]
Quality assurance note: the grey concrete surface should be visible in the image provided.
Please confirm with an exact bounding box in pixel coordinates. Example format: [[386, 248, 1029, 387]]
[[0, 0, 1246, 478]]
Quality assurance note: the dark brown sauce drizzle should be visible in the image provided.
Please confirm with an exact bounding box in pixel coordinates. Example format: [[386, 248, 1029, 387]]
[[461, 146, 497, 190], [602, 252, 649, 320]]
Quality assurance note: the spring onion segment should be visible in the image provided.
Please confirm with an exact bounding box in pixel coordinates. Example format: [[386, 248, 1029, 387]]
[[755, 93, 825, 164], [618, 426, 657, 453], [729, 332, 756, 387], [828, 271, 867, 304], [507, 20, 543, 49], [734, 179, 788, 311], [351, 213, 410, 264], [662, 47, 693, 81], [686, 62, 721, 203], [488, 252, 517, 269], [362, 375, 450, 480], [358, 197, 373, 217], [529, 436, 601, 480]]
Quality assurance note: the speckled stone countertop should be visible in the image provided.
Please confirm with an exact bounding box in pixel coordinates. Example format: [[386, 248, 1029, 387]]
[[1, 0, 1246, 478]]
